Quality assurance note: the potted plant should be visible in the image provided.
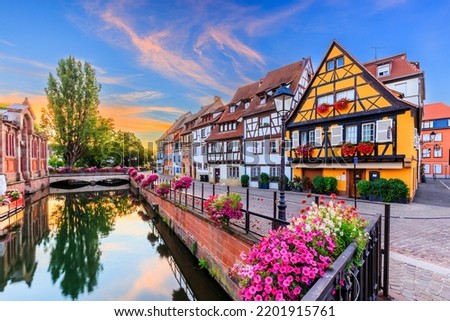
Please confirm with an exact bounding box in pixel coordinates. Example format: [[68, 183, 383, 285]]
[[204, 192, 243, 226], [356, 179, 371, 200], [312, 175, 325, 194], [172, 176, 193, 190], [288, 176, 303, 192], [334, 98, 349, 110], [385, 178, 409, 203], [357, 141, 375, 155], [296, 144, 312, 158], [155, 182, 171, 197], [259, 172, 270, 189], [341, 142, 356, 157], [316, 103, 331, 114], [323, 176, 338, 194], [240, 174, 250, 187], [370, 178, 388, 201]]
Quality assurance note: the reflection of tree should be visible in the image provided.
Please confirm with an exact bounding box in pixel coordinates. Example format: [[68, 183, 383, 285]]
[[172, 287, 190, 301], [48, 191, 137, 300], [156, 242, 170, 258]]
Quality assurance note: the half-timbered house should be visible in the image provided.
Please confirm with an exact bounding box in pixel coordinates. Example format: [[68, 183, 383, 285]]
[[205, 82, 260, 185], [242, 59, 314, 187], [287, 40, 422, 200]]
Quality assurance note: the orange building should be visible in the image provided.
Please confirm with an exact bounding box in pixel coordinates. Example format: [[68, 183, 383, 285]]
[[421, 103, 450, 179]]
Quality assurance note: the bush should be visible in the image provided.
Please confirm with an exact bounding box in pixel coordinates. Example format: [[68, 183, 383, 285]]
[[323, 177, 337, 193], [312, 176, 325, 194], [240, 174, 250, 187], [371, 178, 388, 201], [301, 176, 313, 191], [356, 180, 371, 197], [259, 172, 270, 184], [385, 178, 409, 203]]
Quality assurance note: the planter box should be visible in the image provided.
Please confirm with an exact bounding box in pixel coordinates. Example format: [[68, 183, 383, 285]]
[[269, 182, 279, 189]]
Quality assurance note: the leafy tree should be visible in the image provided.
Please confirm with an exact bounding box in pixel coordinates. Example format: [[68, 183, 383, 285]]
[[43, 56, 102, 168]]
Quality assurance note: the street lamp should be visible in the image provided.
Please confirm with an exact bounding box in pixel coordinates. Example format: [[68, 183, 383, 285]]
[[430, 131, 436, 142], [273, 83, 294, 222]]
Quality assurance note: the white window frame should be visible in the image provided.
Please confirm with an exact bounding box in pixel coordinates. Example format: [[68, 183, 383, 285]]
[[422, 121, 433, 129], [230, 105, 236, 113], [269, 139, 279, 154], [227, 166, 239, 179], [362, 122, 375, 142], [434, 164, 442, 174], [434, 147, 442, 158], [292, 131, 299, 148], [377, 63, 390, 77], [253, 141, 264, 154], [345, 125, 358, 144], [336, 89, 355, 101], [269, 166, 280, 178], [423, 164, 430, 174], [251, 166, 261, 180], [314, 128, 323, 146], [422, 148, 431, 158], [300, 131, 308, 146], [317, 94, 334, 105], [259, 116, 270, 127]]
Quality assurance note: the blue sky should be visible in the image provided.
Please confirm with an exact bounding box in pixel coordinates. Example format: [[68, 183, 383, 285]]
[[1, 0, 449, 143]]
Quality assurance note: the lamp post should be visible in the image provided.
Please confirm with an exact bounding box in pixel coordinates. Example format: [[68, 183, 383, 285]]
[[273, 83, 294, 222]]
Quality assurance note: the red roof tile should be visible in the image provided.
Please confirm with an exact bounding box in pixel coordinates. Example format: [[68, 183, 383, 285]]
[[363, 53, 422, 82], [423, 102, 450, 120]]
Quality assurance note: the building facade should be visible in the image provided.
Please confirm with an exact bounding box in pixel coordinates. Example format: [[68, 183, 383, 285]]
[[0, 99, 48, 193], [287, 41, 422, 200], [421, 102, 450, 179]]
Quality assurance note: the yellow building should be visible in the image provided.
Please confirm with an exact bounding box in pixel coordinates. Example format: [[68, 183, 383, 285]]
[[287, 41, 421, 200]]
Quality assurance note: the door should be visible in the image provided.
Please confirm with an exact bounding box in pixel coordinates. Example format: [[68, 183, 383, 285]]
[[348, 169, 365, 198], [214, 168, 220, 184]]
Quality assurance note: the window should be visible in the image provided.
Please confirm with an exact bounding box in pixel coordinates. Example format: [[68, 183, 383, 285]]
[[448, 119, 450, 127], [260, 95, 266, 104], [376, 119, 393, 142], [201, 145, 207, 155], [317, 94, 334, 105], [422, 121, 433, 129], [362, 123, 375, 142], [193, 131, 197, 140], [245, 102, 250, 109], [201, 129, 206, 138], [377, 63, 390, 77], [330, 126, 343, 146], [227, 166, 239, 179], [309, 130, 315, 146], [423, 164, 430, 174], [269, 140, 279, 153], [253, 141, 264, 154], [230, 105, 236, 113], [336, 57, 344, 68], [314, 128, 323, 147], [434, 133, 442, 142], [434, 147, 442, 158], [326, 60, 334, 71], [434, 164, 442, 174], [336, 89, 355, 101], [259, 116, 270, 127], [292, 131, 299, 148], [345, 125, 358, 144], [203, 163, 208, 170], [231, 140, 239, 152], [300, 131, 308, 145], [422, 148, 431, 158], [270, 166, 280, 178], [251, 166, 261, 180], [326, 57, 344, 71]]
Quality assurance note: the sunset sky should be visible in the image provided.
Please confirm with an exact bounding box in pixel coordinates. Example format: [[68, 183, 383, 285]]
[[1, 0, 449, 143]]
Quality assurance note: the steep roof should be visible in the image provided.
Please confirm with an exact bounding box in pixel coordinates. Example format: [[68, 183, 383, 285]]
[[423, 102, 450, 120], [190, 96, 225, 130], [242, 58, 310, 118], [363, 53, 423, 82]]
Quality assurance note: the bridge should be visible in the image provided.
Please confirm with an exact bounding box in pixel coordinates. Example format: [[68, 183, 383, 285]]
[[49, 172, 129, 190]]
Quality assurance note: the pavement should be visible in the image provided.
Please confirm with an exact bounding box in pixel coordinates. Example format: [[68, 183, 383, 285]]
[[156, 174, 450, 300]]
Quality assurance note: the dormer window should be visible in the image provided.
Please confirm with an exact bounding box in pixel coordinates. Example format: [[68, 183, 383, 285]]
[[260, 95, 266, 104], [245, 101, 250, 109], [230, 105, 236, 113], [377, 63, 390, 77]]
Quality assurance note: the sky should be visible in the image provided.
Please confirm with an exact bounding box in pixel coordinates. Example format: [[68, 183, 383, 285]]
[[1, 0, 450, 144]]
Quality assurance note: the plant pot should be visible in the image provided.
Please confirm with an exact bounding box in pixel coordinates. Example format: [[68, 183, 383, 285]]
[[259, 183, 269, 189]]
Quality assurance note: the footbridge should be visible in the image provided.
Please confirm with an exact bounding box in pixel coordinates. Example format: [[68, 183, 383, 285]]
[[49, 172, 129, 190]]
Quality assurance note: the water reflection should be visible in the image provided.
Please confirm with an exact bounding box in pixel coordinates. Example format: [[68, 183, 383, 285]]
[[47, 190, 137, 300], [0, 190, 231, 301]]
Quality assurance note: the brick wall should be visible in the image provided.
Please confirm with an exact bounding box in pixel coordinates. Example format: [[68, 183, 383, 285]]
[[139, 187, 254, 300]]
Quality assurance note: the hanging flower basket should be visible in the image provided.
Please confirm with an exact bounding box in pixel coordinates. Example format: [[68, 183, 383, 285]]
[[172, 176, 193, 190], [156, 182, 171, 197], [334, 98, 349, 110], [316, 103, 331, 114], [357, 142, 374, 155], [204, 193, 243, 226], [296, 145, 312, 157], [341, 142, 356, 157]]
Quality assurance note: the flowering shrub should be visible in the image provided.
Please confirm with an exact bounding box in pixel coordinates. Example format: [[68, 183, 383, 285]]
[[141, 174, 159, 188], [233, 195, 368, 301], [356, 141, 374, 155], [133, 173, 145, 183], [172, 176, 193, 190], [155, 182, 171, 197], [204, 193, 243, 226]]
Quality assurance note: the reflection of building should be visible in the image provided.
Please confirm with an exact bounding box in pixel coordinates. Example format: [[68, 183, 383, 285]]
[[0, 197, 49, 291], [287, 40, 423, 199], [0, 98, 49, 193], [421, 103, 450, 178]]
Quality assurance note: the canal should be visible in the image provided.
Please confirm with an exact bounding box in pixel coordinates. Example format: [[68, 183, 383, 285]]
[[0, 188, 231, 301]]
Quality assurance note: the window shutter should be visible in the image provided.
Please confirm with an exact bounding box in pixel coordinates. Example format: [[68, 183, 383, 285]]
[[314, 128, 323, 146], [292, 131, 299, 148], [330, 126, 343, 146], [376, 119, 393, 142]]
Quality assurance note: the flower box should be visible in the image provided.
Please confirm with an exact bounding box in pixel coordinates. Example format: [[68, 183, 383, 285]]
[[357, 142, 374, 155], [316, 103, 331, 114], [341, 143, 356, 157], [296, 145, 312, 157], [204, 193, 243, 226], [334, 98, 349, 110]]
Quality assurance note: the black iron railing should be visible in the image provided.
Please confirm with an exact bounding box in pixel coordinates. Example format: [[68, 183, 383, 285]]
[[138, 179, 389, 300]]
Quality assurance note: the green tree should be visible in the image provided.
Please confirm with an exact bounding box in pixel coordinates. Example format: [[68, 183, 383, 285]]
[[43, 56, 102, 168]]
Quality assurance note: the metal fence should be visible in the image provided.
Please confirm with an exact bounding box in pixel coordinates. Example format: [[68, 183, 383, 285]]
[[140, 179, 390, 300]]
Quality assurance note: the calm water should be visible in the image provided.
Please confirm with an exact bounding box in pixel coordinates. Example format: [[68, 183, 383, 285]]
[[0, 189, 230, 301]]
